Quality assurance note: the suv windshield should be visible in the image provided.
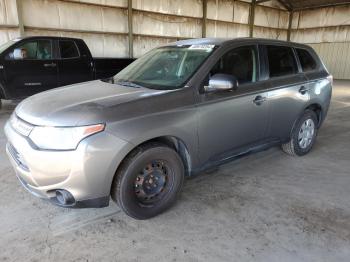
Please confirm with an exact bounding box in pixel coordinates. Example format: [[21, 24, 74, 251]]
[[113, 45, 216, 90]]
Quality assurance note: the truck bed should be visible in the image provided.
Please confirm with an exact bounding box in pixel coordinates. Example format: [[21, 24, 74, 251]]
[[93, 58, 135, 80]]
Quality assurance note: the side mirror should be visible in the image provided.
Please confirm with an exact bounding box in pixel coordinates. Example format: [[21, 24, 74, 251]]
[[13, 48, 24, 60], [204, 73, 238, 93]]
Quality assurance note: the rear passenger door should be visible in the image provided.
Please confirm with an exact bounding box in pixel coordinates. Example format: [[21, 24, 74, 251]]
[[263, 45, 309, 141], [57, 40, 94, 87]]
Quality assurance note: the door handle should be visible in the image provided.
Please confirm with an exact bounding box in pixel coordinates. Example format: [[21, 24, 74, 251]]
[[253, 95, 266, 106], [44, 63, 56, 67], [299, 86, 308, 95]]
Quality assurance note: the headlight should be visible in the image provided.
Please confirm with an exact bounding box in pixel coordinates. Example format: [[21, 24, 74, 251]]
[[29, 124, 105, 150]]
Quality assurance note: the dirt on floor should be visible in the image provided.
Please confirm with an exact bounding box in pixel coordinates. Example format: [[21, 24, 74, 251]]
[[0, 81, 350, 262]]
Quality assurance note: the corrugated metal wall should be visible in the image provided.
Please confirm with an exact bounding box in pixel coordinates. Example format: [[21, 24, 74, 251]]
[[0, 0, 20, 43], [21, 0, 129, 57], [290, 5, 350, 79], [310, 42, 350, 80], [132, 0, 203, 57], [0, 0, 289, 58], [0, 0, 349, 78]]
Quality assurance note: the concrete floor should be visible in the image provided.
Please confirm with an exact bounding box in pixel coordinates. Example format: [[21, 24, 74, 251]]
[[1, 80, 350, 262]]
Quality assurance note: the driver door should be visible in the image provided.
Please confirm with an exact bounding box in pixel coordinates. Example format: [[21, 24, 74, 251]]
[[197, 45, 271, 165], [3, 39, 58, 98]]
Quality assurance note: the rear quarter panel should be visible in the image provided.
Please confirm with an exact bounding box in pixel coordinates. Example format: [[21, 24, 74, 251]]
[[266, 74, 309, 140], [302, 46, 332, 124], [305, 70, 332, 124]]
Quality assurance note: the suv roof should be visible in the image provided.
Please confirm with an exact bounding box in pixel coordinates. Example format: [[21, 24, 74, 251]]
[[171, 37, 311, 50]]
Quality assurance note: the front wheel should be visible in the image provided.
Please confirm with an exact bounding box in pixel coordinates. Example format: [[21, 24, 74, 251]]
[[111, 143, 184, 220], [282, 110, 318, 156]]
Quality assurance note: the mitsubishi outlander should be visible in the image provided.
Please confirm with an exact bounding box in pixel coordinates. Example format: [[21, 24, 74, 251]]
[[5, 38, 332, 219]]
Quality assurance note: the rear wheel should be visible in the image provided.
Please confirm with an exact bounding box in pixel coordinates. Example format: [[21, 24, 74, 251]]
[[282, 110, 318, 156], [111, 143, 184, 219]]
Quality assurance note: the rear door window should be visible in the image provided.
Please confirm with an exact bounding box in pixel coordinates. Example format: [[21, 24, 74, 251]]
[[296, 48, 317, 72], [59, 40, 79, 59], [266, 45, 298, 78]]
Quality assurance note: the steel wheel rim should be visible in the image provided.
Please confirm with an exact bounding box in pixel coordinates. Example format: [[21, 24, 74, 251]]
[[298, 118, 315, 149], [134, 160, 169, 205]]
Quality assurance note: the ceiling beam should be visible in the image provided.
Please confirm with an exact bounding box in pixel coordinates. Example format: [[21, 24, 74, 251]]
[[293, 1, 350, 11], [256, 0, 271, 3], [277, 0, 292, 11]]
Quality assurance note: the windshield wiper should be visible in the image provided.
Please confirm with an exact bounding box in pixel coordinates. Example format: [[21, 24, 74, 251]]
[[116, 81, 144, 88]]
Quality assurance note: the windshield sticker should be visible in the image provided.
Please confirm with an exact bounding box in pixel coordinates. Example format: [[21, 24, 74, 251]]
[[188, 45, 215, 51]]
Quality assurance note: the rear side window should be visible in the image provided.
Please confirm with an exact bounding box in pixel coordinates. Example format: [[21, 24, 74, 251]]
[[296, 48, 317, 72], [59, 41, 79, 59], [266, 45, 297, 78]]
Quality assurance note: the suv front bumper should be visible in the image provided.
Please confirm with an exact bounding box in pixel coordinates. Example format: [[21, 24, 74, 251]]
[[4, 121, 133, 208]]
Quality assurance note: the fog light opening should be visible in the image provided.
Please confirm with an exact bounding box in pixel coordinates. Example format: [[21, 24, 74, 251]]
[[55, 190, 75, 206]]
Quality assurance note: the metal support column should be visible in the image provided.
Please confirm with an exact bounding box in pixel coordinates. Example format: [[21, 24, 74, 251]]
[[16, 0, 25, 36], [202, 0, 207, 38], [249, 0, 256, 37], [127, 0, 133, 58], [287, 11, 293, 41]]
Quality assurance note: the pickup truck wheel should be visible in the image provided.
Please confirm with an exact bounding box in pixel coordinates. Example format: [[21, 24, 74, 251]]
[[282, 110, 318, 156], [111, 143, 184, 220]]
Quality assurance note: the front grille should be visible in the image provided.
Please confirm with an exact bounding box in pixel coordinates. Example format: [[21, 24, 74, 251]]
[[10, 114, 34, 137], [7, 143, 29, 172]]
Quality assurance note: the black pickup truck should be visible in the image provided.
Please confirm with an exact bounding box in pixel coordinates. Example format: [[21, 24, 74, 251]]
[[0, 36, 134, 107]]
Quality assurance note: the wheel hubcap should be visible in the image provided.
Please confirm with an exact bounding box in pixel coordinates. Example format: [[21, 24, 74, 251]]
[[134, 160, 168, 204], [298, 118, 315, 149]]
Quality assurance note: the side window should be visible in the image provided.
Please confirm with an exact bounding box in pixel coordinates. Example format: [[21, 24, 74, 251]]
[[210, 46, 257, 85], [266, 45, 297, 78], [37, 40, 53, 59], [296, 48, 317, 72], [7, 40, 52, 60], [59, 41, 79, 59]]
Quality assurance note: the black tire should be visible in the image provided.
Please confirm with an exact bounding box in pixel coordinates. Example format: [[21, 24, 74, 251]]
[[282, 110, 318, 156], [111, 142, 184, 220], [0, 99, 2, 110]]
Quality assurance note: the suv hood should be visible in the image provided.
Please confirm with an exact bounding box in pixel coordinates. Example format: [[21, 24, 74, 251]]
[[15, 80, 165, 126]]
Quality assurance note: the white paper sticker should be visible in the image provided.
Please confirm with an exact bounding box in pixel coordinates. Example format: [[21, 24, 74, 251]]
[[188, 45, 215, 51]]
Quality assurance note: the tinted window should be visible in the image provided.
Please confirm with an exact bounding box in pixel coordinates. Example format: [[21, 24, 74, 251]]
[[18, 42, 37, 59], [210, 46, 257, 84], [296, 48, 317, 72], [37, 40, 53, 59], [59, 41, 79, 58], [266, 45, 297, 77], [8, 40, 52, 60]]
